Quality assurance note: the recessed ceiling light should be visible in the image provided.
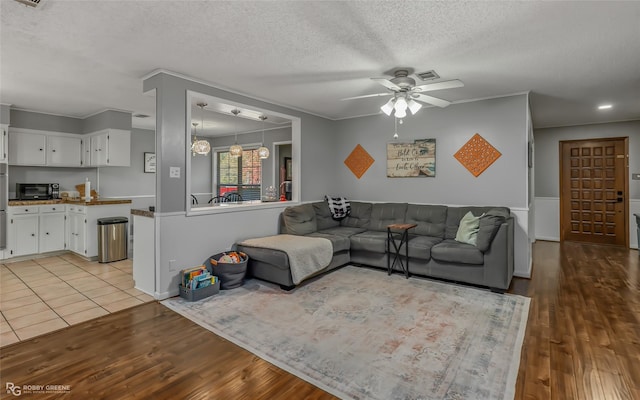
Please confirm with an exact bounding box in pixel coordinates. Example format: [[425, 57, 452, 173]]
[[598, 104, 612, 110]]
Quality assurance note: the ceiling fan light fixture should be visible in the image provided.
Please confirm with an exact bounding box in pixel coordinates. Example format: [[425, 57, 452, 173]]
[[407, 99, 422, 115], [380, 98, 395, 116], [394, 96, 408, 114], [394, 107, 407, 119]]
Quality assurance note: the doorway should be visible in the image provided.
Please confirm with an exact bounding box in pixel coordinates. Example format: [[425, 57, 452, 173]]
[[559, 137, 629, 246]]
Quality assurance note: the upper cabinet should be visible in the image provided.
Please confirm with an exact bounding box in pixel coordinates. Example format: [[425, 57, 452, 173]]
[[8, 130, 46, 165], [0, 124, 8, 163], [88, 129, 130, 167], [8, 128, 130, 167], [47, 135, 82, 166]]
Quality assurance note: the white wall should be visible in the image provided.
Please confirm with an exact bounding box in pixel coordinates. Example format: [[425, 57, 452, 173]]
[[534, 120, 640, 248]]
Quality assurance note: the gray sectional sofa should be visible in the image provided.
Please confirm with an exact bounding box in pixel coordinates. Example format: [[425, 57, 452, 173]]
[[237, 201, 514, 293]]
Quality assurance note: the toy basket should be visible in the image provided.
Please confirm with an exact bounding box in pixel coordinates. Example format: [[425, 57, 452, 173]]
[[204, 251, 249, 289]]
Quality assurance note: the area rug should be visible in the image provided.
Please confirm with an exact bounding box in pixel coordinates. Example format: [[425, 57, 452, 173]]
[[162, 266, 530, 400]]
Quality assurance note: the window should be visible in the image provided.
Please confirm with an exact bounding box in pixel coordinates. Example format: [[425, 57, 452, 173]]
[[216, 148, 262, 200]]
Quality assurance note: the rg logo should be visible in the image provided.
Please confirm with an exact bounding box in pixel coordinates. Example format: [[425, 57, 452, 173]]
[[6, 382, 21, 396]]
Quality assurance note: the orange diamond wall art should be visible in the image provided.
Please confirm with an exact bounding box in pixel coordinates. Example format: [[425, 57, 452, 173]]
[[344, 144, 375, 179], [454, 133, 502, 177]]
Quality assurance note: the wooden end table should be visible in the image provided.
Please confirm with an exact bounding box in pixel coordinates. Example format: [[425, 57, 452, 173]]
[[386, 223, 417, 279]]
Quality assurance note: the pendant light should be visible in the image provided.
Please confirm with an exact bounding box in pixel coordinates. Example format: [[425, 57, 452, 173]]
[[229, 109, 243, 157], [191, 102, 211, 156], [257, 115, 270, 159]]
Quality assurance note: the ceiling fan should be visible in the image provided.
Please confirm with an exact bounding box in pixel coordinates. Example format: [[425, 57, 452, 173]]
[[343, 68, 464, 118]]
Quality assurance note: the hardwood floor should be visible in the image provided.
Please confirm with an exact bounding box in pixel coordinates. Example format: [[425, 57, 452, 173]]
[[1, 241, 638, 399]]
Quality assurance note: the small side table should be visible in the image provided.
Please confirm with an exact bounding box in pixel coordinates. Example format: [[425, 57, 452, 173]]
[[387, 223, 417, 279]]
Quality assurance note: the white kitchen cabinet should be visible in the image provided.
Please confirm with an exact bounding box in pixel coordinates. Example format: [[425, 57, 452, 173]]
[[39, 205, 66, 253], [67, 203, 130, 258], [90, 129, 130, 167], [81, 137, 91, 167], [7, 207, 40, 257], [47, 135, 82, 167], [67, 206, 87, 256], [0, 124, 7, 163], [8, 131, 46, 165]]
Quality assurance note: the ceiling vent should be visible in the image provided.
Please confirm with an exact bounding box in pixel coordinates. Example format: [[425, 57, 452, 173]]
[[416, 70, 440, 81], [13, 0, 47, 8]]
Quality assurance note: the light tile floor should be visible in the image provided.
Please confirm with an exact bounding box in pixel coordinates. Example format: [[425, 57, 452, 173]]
[[0, 254, 154, 347]]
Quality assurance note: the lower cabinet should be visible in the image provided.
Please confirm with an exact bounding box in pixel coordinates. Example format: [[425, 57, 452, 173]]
[[6, 203, 130, 259], [10, 214, 39, 257]]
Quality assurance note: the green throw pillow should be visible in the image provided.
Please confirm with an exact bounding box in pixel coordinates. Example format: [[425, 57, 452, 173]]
[[455, 211, 481, 246]]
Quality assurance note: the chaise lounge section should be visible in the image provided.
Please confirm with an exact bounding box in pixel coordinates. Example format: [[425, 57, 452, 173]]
[[237, 201, 514, 293]]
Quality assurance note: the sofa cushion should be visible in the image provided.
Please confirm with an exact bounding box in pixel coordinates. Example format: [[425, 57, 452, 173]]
[[340, 201, 372, 228], [312, 201, 340, 230], [350, 231, 388, 254], [318, 226, 367, 237], [306, 232, 351, 252], [431, 240, 484, 265], [455, 211, 481, 246], [368, 203, 408, 232], [282, 204, 317, 235], [444, 206, 510, 239], [405, 204, 447, 238], [406, 235, 443, 261], [476, 208, 509, 252]]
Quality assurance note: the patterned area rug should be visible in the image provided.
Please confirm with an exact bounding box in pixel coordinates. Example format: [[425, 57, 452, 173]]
[[162, 266, 529, 400]]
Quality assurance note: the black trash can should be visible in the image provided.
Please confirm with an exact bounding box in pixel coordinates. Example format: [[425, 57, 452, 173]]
[[97, 217, 128, 263], [204, 252, 248, 289]]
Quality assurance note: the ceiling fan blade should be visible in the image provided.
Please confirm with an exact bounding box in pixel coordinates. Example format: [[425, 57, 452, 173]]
[[412, 79, 464, 93], [341, 92, 392, 101], [413, 93, 451, 108], [371, 78, 402, 91]]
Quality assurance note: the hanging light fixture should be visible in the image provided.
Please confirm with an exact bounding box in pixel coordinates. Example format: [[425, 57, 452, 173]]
[[380, 97, 395, 116], [257, 115, 270, 159], [229, 109, 243, 158], [381, 94, 423, 118], [191, 102, 211, 156], [407, 98, 423, 115]]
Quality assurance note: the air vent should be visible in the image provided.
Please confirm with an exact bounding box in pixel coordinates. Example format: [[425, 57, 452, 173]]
[[133, 113, 150, 118], [13, 0, 47, 8], [416, 70, 440, 81]]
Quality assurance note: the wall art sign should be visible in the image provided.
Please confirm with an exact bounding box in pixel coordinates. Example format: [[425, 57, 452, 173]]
[[454, 133, 501, 177], [344, 144, 375, 179], [386, 139, 436, 177], [144, 152, 156, 173]]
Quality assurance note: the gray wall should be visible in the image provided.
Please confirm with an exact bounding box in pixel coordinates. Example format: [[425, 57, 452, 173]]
[[534, 120, 640, 199], [10, 109, 83, 133], [83, 110, 132, 133], [1, 104, 10, 124], [332, 94, 529, 208], [143, 72, 339, 213]]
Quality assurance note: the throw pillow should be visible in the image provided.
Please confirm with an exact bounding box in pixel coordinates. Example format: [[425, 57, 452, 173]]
[[476, 212, 507, 252], [283, 204, 317, 235], [455, 211, 481, 246]]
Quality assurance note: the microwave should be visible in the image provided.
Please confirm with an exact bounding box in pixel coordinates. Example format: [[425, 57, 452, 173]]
[[16, 183, 60, 200]]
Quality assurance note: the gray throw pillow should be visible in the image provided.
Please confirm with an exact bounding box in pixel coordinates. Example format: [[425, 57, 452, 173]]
[[455, 211, 481, 246], [476, 210, 507, 252], [283, 204, 317, 235]]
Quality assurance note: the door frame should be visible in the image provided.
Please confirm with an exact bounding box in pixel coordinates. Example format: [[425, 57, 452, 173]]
[[559, 136, 629, 247]]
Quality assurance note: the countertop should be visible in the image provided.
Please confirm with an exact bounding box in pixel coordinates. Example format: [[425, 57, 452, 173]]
[[8, 198, 133, 206], [131, 208, 155, 218]]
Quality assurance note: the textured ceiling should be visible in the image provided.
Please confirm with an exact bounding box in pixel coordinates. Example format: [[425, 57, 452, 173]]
[[1, 1, 639, 130]]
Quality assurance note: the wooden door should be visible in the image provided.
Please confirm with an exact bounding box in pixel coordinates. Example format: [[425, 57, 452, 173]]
[[560, 137, 628, 246]]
